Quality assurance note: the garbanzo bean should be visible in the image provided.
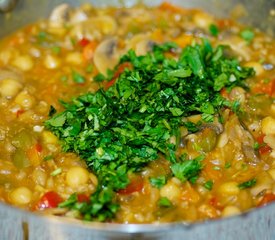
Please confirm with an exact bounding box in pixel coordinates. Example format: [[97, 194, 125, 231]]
[[12, 55, 34, 71], [0, 79, 22, 98], [9, 187, 32, 205], [44, 54, 61, 69], [222, 206, 241, 217], [66, 166, 89, 188], [160, 179, 181, 203], [65, 52, 83, 65], [14, 90, 36, 110], [262, 117, 275, 135], [218, 182, 240, 196]]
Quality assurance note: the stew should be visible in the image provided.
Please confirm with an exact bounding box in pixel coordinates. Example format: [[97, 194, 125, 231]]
[[0, 2, 274, 223]]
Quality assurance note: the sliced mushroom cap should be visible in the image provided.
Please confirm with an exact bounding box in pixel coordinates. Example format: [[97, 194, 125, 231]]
[[126, 33, 155, 56], [48, 4, 71, 28], [93, 38, 120, 75]]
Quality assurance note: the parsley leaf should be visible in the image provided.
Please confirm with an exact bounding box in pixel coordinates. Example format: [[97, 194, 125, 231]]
[[240, 29, 255, 43], [150, 176, 167, 189], [238, 178, 257, 189], [171, 155, 204, 183], [158, 197, 172, 207]]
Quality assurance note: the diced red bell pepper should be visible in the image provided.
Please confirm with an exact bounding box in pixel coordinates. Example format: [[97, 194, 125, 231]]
[[117, 176, 144, 195], [256, 134, 272, 155], [35, 191, 63, 210], [77, 193, 90, 203], [78, 38, 90, 47], [258, 193, 275, 207]]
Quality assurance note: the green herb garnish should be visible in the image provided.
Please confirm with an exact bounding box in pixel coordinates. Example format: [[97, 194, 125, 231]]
[[158, 197, 172, 208], [240, 29, 255, 43], [72, 71, 86, 84], [204, 180, 214, 190], [150, 176, 167, 189], [209, 24, 219, 37], [45, 41, 254, 221], [238, 178, 257, 189]]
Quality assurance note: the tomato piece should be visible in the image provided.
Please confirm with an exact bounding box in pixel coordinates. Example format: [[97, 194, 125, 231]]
[[35, 143, 43, 153], [259, 144, 272, 155], [26, 143, 43, 166], [78, 38, 90, 47], [258, 193, 275, 207], [252, 79, 275, 97], [117, 176, 144, 195], [256, 134, 272, 155], [82, 41, 98, 61], [220, 87, 229, 99], [16, 109, 25, 118], [77, 193, 90, 203], [35, 191, 63, 210]]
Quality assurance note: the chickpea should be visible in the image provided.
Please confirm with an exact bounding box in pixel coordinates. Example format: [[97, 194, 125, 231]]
[[65, 52, 83, 65], [193, 12, 214, 30], [12, 55, 34, 71], [261, 116, 275, 135], [0, 79, 22, 98], [66, 166, 89, 188], [14, 90, 35, 110], [44, 54, 61, 69], [9, 187, 32, 205], [218, 182, 240, 196], [42, 130, 58, 144], [222, 206, 241, 217], [160, 179, 181, 203]]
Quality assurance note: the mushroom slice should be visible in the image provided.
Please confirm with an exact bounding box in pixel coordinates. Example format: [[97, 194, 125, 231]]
[[126, 33, 155, 56], [48, 4, 71, 28], [93, 38, 120, 75]]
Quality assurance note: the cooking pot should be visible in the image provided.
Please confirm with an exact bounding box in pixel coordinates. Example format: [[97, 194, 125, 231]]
[[0, 0, 275, 239]]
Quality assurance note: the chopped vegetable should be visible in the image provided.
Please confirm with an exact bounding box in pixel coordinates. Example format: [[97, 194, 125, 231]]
[[240, 29, 255, 43], [238, 178, 257, 189], [158, 197, 173, 207], [150, 176, 167, 189], [209, 24, 219, 37], [72, 71, 86, 84], [204, 180, 214, 190], [35, 191, 63, 210]]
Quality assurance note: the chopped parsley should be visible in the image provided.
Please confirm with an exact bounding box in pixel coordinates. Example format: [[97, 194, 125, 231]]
[[50, 168, 62, 176], [238, 178, 257, 189], [240, 29, 255, 44], [72, 71, 86, 84], [158, 197, 172, 208], [150, 176, 167, 189], [204, 180, 214, 190], [45, 41, 254, 221], [171, 155, 204, 183], [209, 24, 219, 37]]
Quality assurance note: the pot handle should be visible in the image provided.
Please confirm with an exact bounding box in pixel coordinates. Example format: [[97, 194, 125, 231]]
[[0, 0, 19, 13]]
